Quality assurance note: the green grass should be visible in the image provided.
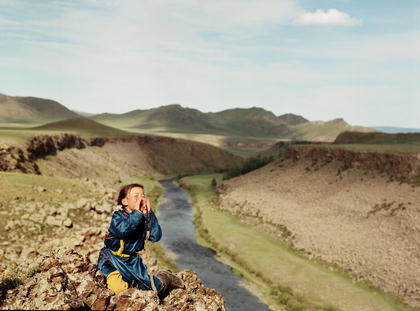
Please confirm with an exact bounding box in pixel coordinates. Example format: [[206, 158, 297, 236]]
[[0, 172, 99, 246], [179, 174, 417, 311], [0, 172, 97, 204], [33, 118, 129, 137], [0, 261, 40, 294], [0, 129, 44, 147]]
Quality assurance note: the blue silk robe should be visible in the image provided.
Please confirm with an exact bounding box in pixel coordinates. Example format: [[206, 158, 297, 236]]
[[97, 209, 163, 291]]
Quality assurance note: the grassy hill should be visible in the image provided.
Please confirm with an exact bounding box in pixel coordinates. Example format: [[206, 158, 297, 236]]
[[33, 118, 128, 136], [94, 106, 312, 138], [285, 118, 376, 142], [207, 107, 290, 137], [0, 93, 80, 123], [93, 105, 376, 142], [93, 105, 218, 134], [1, 92, 380, 153]]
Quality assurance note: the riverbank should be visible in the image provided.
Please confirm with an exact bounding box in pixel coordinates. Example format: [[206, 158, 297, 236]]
[[178, 174, 417, 311]]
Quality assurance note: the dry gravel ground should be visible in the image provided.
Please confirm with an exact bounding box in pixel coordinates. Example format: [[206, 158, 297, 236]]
[[219, 157, 420, 309]]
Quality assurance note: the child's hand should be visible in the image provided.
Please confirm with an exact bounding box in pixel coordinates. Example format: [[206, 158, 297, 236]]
[[140, 198, 151, 214]]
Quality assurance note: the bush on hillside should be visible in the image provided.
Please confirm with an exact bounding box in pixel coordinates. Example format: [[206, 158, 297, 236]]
[[223, 155, 274, 180]]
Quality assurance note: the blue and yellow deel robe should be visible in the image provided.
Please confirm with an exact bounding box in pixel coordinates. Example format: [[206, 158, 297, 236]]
[[97, 209, 163, 291]]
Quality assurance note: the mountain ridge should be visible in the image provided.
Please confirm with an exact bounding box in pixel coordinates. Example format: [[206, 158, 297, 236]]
[[0, 92, 375, 141], [0, 93, 80, 122]]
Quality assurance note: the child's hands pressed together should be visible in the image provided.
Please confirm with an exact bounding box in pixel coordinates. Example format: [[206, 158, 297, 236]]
[[139, 197, 151, 214]]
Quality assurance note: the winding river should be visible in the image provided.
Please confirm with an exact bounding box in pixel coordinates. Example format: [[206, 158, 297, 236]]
[[157, 179, 271, 311]]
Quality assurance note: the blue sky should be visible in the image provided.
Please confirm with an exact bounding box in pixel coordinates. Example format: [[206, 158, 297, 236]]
[[0, 0, 419, 127]]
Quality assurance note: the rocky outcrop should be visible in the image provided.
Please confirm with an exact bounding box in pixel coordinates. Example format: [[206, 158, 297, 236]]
[[0, 145, 39, 174], [27, 134, 86, 159], [1, 249, 225, 310], [0, 181, 225, 310], [335, 131, 420, 144], [1, 134, 242, 175], [0, 134, 86, 173], [286, 146, 420, 177]]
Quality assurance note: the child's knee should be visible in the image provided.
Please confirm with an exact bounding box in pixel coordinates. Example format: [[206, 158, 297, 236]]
[[106, 270, 128, 294]]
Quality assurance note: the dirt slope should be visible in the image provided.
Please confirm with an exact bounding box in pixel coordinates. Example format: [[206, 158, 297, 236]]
[[218, 154, 420, 308], [1, 134, 243, 183]]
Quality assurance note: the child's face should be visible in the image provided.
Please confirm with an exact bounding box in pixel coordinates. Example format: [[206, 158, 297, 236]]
[[123, 187, 144, 211]]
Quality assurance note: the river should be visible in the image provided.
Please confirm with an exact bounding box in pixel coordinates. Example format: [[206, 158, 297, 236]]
[[157, 179, 271, 311]]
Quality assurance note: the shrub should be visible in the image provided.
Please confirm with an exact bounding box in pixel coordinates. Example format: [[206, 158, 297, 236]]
[[211, 178, 217, 188], [0, 277, 23, 291], [27, 265, 40, 278], [223, 155, 274, 179]]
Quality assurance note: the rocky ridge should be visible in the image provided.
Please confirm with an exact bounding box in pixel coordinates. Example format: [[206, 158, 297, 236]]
[[286, 145, 420, 178], [0, 133, 242, 178]]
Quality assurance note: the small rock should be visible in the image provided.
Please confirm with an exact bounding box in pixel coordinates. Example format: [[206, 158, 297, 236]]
[[45, 215, 62, 227], [63, 218, 73, 228], [94, 205, 113, 215]]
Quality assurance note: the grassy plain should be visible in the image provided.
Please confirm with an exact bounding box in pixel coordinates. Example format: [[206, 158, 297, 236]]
[[0, 171, 97, 245], [112, 126, 279, 157], [179, 174, 417, 311]]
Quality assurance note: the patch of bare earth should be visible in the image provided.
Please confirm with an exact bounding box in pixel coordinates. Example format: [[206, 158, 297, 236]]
[[219, 158, 420, 308]]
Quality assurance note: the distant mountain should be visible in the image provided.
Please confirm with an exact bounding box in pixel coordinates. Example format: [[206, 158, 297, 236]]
[[94, 106, 292, 137], [94, 104, 217, 133], [208, 107, 290, 137], [278, 113, 308, 126], [0, 93, 80, 122], [1, 92, 376, 142], [93, 105, 375, 141], [370, 126, 420, 134]]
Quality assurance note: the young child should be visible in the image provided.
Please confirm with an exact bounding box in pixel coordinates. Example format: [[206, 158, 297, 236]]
[[97, 183, 183, 299]]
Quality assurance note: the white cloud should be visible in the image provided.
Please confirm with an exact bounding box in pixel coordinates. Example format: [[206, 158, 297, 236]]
[[295, 8, 361, 26]]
